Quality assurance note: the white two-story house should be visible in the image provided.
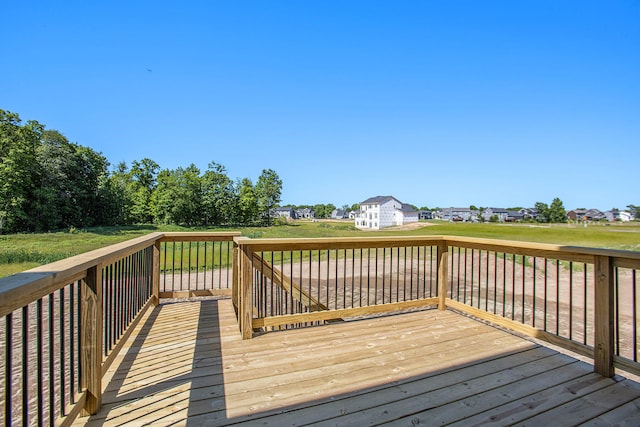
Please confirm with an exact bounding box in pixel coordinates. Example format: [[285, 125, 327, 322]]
[[355, 196, 418, 230]]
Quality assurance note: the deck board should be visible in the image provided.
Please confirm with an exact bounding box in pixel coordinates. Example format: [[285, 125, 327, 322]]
[[75, 298, 640, 426]]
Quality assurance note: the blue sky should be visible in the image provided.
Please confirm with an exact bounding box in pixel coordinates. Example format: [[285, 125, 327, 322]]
[[2, 1, 638, 210]]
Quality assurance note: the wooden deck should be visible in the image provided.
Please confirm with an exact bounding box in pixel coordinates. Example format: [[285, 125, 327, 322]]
[[75, 298, 640, 426]]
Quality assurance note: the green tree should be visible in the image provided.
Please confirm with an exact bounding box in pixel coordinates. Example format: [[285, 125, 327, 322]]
[[67, 144, 111, 228], [201, 161, 235, 225], [548, 197, 566, 223], [129, 158, 159, 223], [312, 203, 336, 219], [154, 165, 202, 225], [101, 162, 132, 225], [32, 129, 72, 230], [255, 169, 282, 225], [534, 202, 550, 223], [0, 110, 41, 233], [235, 178, 258, 224]]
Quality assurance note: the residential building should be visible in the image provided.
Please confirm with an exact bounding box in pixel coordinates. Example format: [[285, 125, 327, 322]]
[[355, 196, 418, 230], [605, 209, 633, 222], [505, 210, 525, 222], [519, 208, 538, 220], [482, 208, 509, 222], [442, 208, 476, 222], [272, 207, 296, 220], [567, 209, 606, 221], [418, 211, 432, 220], [331, 209, 349, 219], [296, 208, 315, 219]]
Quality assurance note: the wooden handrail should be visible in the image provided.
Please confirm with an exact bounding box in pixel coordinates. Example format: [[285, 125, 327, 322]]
[[0, 231, 241, 425], [2, 231, 639, 424], [0, 232, 164, 318], [234, 234, 640, 381]]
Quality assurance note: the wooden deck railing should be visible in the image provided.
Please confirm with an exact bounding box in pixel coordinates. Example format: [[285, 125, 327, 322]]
[[1, 232, 638, 425], [158, 232, 239, 299], [234, 236, 640, 379], [0, 232, 239, 427]]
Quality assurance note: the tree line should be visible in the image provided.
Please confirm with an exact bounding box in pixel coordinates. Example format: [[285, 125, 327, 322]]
[[0, 109, 282, 233]]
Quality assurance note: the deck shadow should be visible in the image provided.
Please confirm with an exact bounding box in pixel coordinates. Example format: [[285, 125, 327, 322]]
[[78, 300, 640, 426]]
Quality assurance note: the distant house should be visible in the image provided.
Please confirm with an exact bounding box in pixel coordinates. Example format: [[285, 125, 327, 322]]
[[519, 208, 538, 220], [441, 208, 476, 222], [418, 210, 432, 220], [605, 209, 633, 222], [354, 196, 418, 230], [568, 209, 606, 221], [585, 209, 606, 221], [505, 210, 525, 222], [331, 209, 349, 219], [566, 209, 587, 221], [272, 207, 296, 220], [482, 208, 509, 222], [296, 208, 315, 219]]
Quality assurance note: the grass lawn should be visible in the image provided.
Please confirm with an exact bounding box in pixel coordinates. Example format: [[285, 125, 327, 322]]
[[1, 220, 639, 278]]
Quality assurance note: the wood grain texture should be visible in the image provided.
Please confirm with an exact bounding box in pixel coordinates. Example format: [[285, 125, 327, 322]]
[[73, 298, 640, 427]]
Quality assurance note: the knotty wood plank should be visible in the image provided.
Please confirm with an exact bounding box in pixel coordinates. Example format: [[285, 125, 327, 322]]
[[578, 397, 640, 426], [384, 364, 601, 426], [510, 379, 640, 426], [309, 357, 590, 426], [74, 298, 640, 427], [109, 322, 519, 401], [224, 348, 564, 427], [448, 373, 621, 426]]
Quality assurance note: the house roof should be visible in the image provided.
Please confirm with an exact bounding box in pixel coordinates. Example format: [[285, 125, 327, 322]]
[[361, 195, 400, 205], [361, 196, 417, 213], [444, 207, 474, 212], [486, 208, 509, 214], [400, 203, 417, 213]]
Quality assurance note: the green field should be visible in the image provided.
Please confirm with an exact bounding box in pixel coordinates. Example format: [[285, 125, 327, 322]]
[[1, 221, 639, 278]]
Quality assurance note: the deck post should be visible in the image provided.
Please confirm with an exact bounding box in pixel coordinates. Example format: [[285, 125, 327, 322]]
[[80, 265, 103, 415], [594, 255, 615, 377], [152, 240, 161, 305], [437, 242, 449, 310], [238, 241, 254, 339]]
